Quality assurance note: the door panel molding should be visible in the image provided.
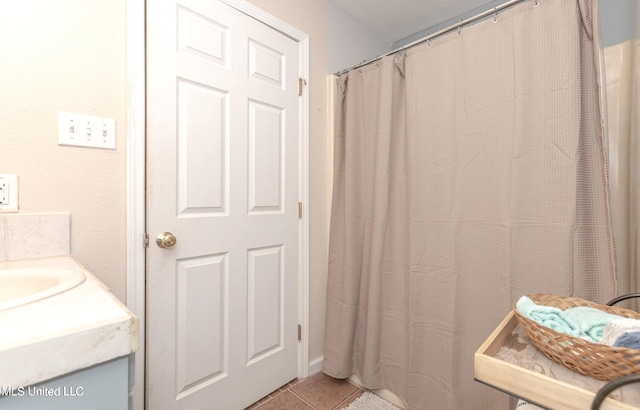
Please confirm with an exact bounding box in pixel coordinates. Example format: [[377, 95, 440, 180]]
[[127, 0, 309, 408]]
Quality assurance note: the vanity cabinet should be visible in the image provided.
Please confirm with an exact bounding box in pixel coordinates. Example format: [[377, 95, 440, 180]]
[[0, 356, 130, 410]]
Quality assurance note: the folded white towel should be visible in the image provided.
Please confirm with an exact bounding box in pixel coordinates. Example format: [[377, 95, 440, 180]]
[[600, 318, 640, 346]]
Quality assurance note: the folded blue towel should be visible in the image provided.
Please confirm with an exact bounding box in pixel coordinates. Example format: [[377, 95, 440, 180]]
[[614, 331, 640, 350], [516, 296, 580, 337], [563, 306, 623, 342]]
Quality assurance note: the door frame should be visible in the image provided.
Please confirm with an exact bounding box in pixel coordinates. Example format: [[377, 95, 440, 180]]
[[126, 1, 310, 408]]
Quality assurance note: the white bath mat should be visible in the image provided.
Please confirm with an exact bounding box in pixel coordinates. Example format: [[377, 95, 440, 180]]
[[343, 392, 400, 410]]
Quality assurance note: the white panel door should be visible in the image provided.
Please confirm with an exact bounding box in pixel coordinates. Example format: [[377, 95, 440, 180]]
[[146, 0, 301, 408]]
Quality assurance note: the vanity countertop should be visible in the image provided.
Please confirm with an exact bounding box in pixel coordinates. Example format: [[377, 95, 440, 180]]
[[0, 256, 138, 388]]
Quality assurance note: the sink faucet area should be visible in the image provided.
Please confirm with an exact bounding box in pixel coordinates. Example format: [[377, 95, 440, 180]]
[[0, 267, 86, 311]]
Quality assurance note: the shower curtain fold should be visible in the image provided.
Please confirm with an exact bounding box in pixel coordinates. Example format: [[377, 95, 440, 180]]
[[324, 1, 617, 409], [324, 55, 411, 398]]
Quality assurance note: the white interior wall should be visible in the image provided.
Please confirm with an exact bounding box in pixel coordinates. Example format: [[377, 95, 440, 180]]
[[0, 1, 128, 301], [327, 1, 390, 74]]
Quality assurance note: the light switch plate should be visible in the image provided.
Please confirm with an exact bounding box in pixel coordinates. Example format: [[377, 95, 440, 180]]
[[58, 111, 116, 150], [0, 174, 19, 212]]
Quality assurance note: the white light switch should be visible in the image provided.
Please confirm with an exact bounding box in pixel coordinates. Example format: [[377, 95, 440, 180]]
[[0, 174, 19, 213], [58, 111, 116, 150]]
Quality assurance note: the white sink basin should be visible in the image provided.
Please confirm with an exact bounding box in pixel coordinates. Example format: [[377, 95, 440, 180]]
[[0, 268, 86, 311]]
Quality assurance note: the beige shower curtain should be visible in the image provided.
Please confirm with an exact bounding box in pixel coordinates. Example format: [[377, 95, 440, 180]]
[[323, 0, 617, 409]]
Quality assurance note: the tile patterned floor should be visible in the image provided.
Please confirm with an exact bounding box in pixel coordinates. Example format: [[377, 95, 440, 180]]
[[246, 372, 366, 410]]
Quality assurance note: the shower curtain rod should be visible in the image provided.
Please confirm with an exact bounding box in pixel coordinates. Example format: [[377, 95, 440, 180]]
[[334, 0, 530, 76]]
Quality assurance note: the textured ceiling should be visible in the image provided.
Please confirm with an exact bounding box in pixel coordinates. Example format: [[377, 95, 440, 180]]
[[329, 0, 498, 44]]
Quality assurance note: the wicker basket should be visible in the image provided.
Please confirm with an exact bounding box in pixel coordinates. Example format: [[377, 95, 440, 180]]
[[513, 293, 640, 381]]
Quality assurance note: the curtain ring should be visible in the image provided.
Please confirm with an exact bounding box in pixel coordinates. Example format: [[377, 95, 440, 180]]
[[427, 39, 432, 47], [493, 7, 498, 23], [457, 26, 462, 35], [534, 0, 539, 6]]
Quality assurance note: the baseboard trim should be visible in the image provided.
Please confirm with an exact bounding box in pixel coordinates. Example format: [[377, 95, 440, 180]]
[[308, 355, 324, 376]]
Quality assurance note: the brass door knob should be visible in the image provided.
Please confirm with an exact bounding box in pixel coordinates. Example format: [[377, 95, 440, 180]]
[[156, 231, 177, 249]]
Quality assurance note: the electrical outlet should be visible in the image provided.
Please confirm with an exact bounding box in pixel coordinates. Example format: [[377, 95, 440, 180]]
[[0, 174, 19, 212], [58, 111, 116, 150]]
